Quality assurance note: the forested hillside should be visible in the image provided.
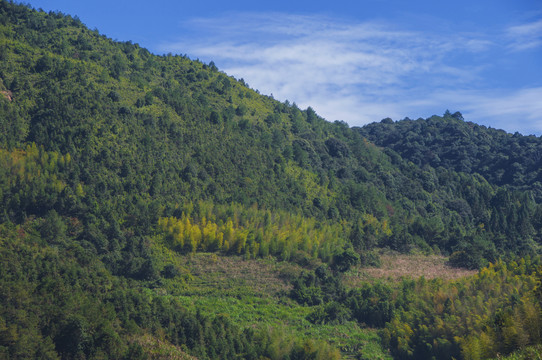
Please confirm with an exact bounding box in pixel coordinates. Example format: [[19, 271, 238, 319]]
[[358, 113, 542, 199], [1, 1, 541, 359]]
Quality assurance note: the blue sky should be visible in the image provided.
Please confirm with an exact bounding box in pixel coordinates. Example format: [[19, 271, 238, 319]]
[[26, 0, 542, 134]]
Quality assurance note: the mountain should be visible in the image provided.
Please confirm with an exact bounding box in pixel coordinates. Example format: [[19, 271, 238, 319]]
[[1, 1, 539, 266], [1, 2, 541, 359]]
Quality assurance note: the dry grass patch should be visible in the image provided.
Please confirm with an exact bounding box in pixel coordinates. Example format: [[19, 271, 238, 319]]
[[178, 253, 300, 296], [131, 334, 197, 360], [345, 253, 476, 286]]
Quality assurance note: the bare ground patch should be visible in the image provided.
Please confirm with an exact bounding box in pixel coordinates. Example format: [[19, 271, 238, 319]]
[[345, 253, 477, 286], [177, 253, 300, 296]]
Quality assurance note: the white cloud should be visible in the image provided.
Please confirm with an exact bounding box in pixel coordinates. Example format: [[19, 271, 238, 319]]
[[159, 13, 542, 134], [464, 39, 494, 52], [506, 19, 542, 51], [425, 87, 542, 135]]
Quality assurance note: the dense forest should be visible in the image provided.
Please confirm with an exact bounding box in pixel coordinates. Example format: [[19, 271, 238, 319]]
[[0, 1, 541, 359], [358, 113, 542, 200]]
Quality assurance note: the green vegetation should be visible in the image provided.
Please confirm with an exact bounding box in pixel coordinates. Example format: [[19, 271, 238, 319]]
[[493, 345, 542, 360], [383, 258, 542, 360], [156, 202, 346, 262], [358, 112, 542, 200], [1, 1, 542, 359]]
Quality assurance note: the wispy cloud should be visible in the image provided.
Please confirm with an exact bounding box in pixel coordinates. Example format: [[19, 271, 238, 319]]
[[159, 12, 542, 134], [426, 87, 542, 135], [506, 19, 542, 51]]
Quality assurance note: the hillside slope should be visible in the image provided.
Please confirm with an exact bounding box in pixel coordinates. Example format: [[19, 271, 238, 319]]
[[1, 1, 542, 359], [1, 1, 540, 266]]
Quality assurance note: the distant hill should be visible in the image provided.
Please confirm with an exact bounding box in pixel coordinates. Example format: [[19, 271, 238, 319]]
[[358, 111, 542, 199]]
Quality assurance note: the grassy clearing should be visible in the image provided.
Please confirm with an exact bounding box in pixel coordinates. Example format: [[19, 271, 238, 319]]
[[174, 253, 298, 297], [156, 251, 476, 360], [158, 252, 391, 359], [175, 294, 390, 360], [345, 252, 477, 287]]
